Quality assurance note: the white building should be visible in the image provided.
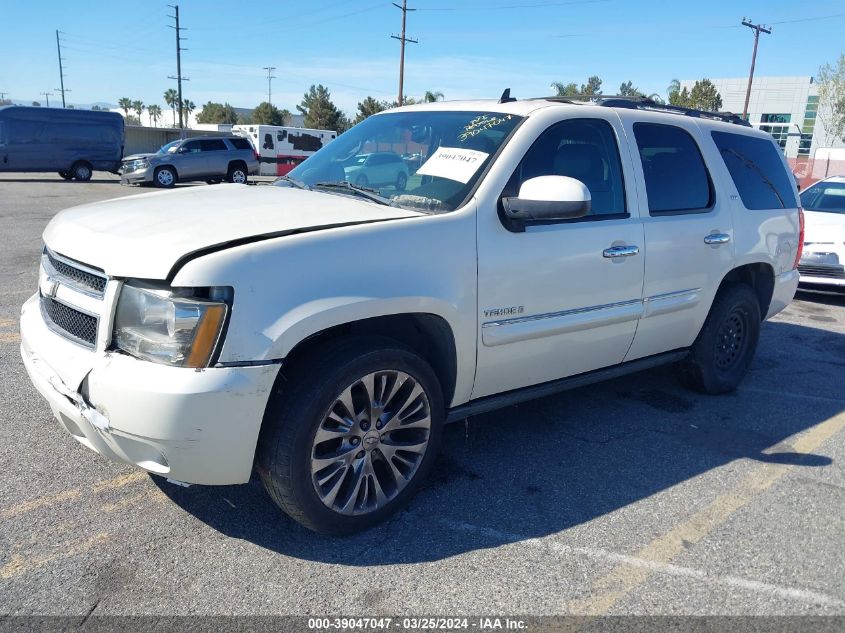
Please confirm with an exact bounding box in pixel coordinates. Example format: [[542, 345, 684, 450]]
[[680, 76, 844, 161]]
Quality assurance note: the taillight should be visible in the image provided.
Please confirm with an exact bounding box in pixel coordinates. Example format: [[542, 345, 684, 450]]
[[792, 207, 805, 270]]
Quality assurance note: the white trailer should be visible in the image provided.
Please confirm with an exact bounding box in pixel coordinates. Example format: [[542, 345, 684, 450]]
[[233, 125, 337, 177]]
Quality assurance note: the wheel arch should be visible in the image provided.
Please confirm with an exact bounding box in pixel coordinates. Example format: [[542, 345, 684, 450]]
[[718, 262, 775, 320]]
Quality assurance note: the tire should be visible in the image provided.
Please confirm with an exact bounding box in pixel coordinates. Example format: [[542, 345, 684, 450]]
[[58, 171, 72, 180], [227, 164, 248, 184], [154, 166, 177, 188], [396, 172, 407, 191], [675, 282, 761, 394], [256, 336, 444, 535], [355, 174, 369, 187], [71, 161, 93, 181]]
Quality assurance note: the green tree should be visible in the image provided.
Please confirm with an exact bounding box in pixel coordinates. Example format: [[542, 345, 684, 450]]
[[279, 108, 292, 125], [91, 104, 102, 111], [667, 78, 681, 102], [817, 53, 845, 146], [297, 84, 345, 131], [131, 100, 145, 123], [551, 81, 579, 96], [148, 104, 162, 127], [550, 76, 602, 97], [619, 81, 643, 97], [252, 101, 285, 125], [354, 96, 388, 124], [118, 97, 132, 117], [163, 89, 178, 126], [196, 101, 239, 124], [390, 95, 418, 107], [31, 101, 41, 107], [669, 86, 691, 107], [423, 90, 444, 102], [181, 99, 196, 126], [688, 79, 722, 111]]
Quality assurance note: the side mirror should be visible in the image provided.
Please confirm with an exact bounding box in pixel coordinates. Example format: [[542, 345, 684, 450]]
[[501, 176, 591, 232]]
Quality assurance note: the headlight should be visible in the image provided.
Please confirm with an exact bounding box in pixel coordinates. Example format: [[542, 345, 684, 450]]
[[114, 283, 229, 368]]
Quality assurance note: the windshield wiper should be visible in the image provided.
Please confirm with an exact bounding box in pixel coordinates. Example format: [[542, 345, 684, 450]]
[[311, 180, 391, 206], [276, 175, 310, 190]]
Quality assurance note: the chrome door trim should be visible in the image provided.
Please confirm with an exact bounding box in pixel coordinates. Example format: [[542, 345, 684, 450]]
[[642, 288, 702, 318]]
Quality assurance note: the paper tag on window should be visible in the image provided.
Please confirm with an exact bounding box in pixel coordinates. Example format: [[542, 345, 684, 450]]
[[416, 147, 489, 184]]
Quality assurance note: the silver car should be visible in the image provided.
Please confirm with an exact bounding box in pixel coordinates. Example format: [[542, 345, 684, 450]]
[[120, 136, 259, 187]]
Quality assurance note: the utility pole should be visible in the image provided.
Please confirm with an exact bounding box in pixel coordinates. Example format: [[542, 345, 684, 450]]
[[263, 66, 276, 106], [0, 92, 7, 101], [168, 4, 189, 129], [741, 18, 772, 119], [56, 30, 68, 107], [40, 92, 53, 107], [391, 0, 417, 106]]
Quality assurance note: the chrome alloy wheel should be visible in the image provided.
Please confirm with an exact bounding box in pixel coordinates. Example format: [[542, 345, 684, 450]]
[[156, 168, 174, 186], [231, 169, 247, 183], [311, 370, 432, 516]]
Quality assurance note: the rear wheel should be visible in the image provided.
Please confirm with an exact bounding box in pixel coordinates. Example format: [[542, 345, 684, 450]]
[[355, 174, 369, 187], [227, 163, 248, 184], [154, 166, 177, 188], [256, 337, 443, 535], [675, 283, 761, 394], [70, 161, 92, 181]]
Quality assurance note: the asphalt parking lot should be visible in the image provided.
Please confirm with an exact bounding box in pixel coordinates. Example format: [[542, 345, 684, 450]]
[[1, 173, 844, 617]]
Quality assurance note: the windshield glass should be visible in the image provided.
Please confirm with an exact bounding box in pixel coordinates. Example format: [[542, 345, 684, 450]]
[[158, 140, 181, 155], [282, 110, 522, 213], [800, 181, 845, 214]]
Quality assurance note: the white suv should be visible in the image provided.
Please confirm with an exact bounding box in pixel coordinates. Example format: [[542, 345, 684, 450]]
[[20, 96, 802, 534]]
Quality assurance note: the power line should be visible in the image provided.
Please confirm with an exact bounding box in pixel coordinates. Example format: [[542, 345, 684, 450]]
[[55, 30, 68, 108], [391, 0, 417, 107], [263, 66, 277, 106], [741, 18, 772, 119], [40, 92, 53, 107], [167, 4, 189, 129]]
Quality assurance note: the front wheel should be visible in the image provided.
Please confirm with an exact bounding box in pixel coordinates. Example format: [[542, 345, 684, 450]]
[[256, 337, 443, 535], [71, 161, 92, 181], [154, 166, 177, 188], [675, 283, 761, 394]]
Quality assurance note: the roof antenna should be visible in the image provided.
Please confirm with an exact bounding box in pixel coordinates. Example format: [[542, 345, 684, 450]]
[[499, 88, 516, 103]]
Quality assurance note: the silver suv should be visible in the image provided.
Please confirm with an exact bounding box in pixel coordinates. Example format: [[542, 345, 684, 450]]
[[120, 136, 259, 187]]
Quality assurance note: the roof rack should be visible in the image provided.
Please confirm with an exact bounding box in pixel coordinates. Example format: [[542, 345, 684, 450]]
[[534, 95, 751, 127]]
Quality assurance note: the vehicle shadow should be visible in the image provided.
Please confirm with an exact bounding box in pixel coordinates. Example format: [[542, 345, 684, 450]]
[[153, 319, 843, 564]]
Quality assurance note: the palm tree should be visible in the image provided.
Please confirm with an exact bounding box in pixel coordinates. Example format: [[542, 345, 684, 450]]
[[148, 104, 162, 127], [131, 100, 145, 124], [164, 89, 178, 126], [118, 97, 132, 118], [667, 78, 681, 100], [423, 90, 444, 103], [181, 99, 196, 126]]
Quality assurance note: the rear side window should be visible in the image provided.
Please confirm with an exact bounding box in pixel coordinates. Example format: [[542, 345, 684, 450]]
[[711, 131, 798, 210], [634, 123, 713, 214], [200, 139, 227, 151], [230, 137, 252, 150]]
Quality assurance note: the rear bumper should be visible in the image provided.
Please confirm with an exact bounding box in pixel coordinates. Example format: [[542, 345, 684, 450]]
[[20, 294, 279, 485], [766, 269, 800, 319]]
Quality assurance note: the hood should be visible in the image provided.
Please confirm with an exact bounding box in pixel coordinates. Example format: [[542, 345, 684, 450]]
[[122, 153, 156, 162], [803, 210, 845, 246], [44, 184, 420, 279]]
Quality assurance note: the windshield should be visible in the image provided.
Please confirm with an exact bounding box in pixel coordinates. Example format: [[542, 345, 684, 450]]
[[158, 140, 181, 155], [800, 181, 845, 214], [282, 110, 522, 213]]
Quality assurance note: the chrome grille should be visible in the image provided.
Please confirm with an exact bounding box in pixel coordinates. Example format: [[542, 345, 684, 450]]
[[44, 249, 107, 296], [41, 295, 98, 347], [798, 264, 845, 279]]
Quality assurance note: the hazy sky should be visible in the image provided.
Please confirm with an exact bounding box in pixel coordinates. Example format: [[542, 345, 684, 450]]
[[1, 0, 843, 116]]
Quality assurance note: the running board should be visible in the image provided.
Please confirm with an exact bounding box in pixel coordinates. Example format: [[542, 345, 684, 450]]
[[445, 349, 689, 423]]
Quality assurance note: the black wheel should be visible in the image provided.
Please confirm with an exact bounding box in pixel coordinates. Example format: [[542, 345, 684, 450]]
[[256, 336, 444, 535], [154, 166, 177, 188], [227, 164, 248, 184], [396, 172, 407, 191], [58, 171, 73, 180], [675, 283, 761, 394], [355, 174, 369, 187], [70, 161, 93, 181]]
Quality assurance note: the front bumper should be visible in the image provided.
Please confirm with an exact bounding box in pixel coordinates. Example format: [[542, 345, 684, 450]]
[[20, 293, 279, 485], [120, 166, 152, 185]]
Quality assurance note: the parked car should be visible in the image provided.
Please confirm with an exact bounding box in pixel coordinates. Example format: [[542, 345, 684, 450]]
[[797, 175, 845, 290], [120, 135, 259, 187], [0, 105, 124, 180], [343, 151, 409, 189], [21, 96, 801, 535]]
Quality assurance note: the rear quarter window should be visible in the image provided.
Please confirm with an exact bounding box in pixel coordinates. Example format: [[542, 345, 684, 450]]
[[711, 131, 798, 210], [230, 138, 253, 150]]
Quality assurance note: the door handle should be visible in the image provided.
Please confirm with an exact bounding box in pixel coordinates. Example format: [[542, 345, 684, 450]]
[[704, 233, 731, 245], [603, 245, 640, 258]]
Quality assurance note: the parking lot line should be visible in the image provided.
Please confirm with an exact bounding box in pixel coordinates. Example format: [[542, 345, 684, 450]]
[[0, 533, 110, 580], [564, 409, 845, 615]]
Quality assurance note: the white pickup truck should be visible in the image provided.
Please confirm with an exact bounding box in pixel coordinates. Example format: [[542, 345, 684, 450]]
[[20, 97, 803, 534]]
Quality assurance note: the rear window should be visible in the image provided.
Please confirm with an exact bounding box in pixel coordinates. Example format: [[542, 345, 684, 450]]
[[711, 131, 798, 210], [230, 137, 252, 150], [634, 123, 713, 214]]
